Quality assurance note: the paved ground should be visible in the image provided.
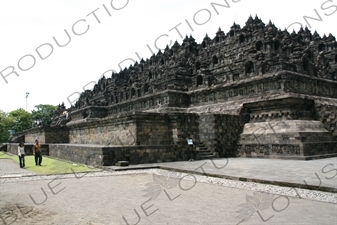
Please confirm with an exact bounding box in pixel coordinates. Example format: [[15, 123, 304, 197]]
[[0, 158, 35, 177], [0, 157, 336, 224], [107, 157, 337, 192]]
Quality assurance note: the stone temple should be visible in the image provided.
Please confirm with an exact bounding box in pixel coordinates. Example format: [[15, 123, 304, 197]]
[[9, 15, 337, 165]]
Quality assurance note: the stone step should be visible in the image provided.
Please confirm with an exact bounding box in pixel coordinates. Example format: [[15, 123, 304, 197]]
[[194, 141, 219, 160], [196, 147, 208, 151], [196, 149, 210, 153], [198, 153, 218, 160], [197, 144, 206, 147], [198, 152, 214, 156]]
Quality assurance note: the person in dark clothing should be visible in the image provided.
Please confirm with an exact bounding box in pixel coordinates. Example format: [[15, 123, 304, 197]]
[[18, 142, 26, 168], [32, 140, 42, 166]]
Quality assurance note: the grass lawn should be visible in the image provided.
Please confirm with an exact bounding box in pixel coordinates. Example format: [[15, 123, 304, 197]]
[[0, 151, 98, 175]]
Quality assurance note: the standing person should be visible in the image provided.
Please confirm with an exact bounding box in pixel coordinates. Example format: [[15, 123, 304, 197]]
[[32, 140, 42, 166], [18, 142, 25, 168]]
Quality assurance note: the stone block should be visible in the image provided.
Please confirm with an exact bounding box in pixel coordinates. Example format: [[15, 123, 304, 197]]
[[116, 161, 129, 166]]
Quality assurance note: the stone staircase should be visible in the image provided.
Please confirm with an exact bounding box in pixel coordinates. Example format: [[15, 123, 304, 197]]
[[195, 142, 218, 160]]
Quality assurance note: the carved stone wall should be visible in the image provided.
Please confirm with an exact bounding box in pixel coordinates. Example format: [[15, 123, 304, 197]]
[[315, 99, 337, 136], [70, 15, 337, 117], [67, 113, 174, 146], [198, 114, 216, 151], [26, 15, 337, 162], [49, 144, 103, 166], [238, 98, 337, 158], [102, 145, 179, 165], [168, 113, 200, 159], [67, 118, 137, 145], [7, 143, 49, 156], [11, 127, 69, 144], [213, 114, 249, 157], [25, 129, 46, 143], [198, 114, 249, 157], [136, 113, 172, 145]]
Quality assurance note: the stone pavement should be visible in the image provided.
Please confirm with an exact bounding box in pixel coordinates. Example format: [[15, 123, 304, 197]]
[[0, 156, 336, 224], [107, 157, 337, 192], [0, 158, 35, 177], [1, 156, 336, 191]]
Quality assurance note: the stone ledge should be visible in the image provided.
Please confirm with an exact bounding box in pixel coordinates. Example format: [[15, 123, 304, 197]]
[[241, 153, 337, 160], [160, 165, 337, 193]]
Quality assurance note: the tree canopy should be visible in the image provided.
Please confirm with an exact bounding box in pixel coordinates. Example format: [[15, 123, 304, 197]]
[[0, 104, 57, 142], [31, 104, 57, 126], [8, 108, 32, 133], [0, 110, 12, 142]]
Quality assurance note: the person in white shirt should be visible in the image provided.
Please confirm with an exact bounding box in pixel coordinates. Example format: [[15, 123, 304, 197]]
[[18, 142, 26, 168]]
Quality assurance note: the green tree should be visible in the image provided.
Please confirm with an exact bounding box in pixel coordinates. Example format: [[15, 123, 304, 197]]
[[8, 108, 32, 133], [31, 104, 57, 126], [0, 110, 13, 142]]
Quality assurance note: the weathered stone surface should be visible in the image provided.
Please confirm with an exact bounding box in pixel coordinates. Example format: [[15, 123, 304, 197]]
[[16, 15, 337, 162], [49, 144, 103, 166], [238, 98, 337, 158], [103, 145, 179, 165], [11, 127, 69, 144], [7, 143, 49, 156], [116, 161, 129, 166]]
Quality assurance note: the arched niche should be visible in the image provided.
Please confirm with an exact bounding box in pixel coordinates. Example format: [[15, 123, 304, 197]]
[[256, 41, 263, 51], [239, 34, 245, 43], [144, 83, 150, 93], [245, 61, 254, 75], [196, 75, 203, 87], [318, 43, 325, 52], [213, 55, 218, 65], [303, 58, 310, 73], [274, 40, 280, 51], [230, 30, 234, 37], [131, 88, 136, 97], [196, 62, 201, 71]]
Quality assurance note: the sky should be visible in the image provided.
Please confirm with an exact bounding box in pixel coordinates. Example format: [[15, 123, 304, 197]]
[[0, 0, 336, 113]]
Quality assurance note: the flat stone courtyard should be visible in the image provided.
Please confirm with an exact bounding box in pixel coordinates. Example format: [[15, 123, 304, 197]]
[[0, 157, 336, 225]]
